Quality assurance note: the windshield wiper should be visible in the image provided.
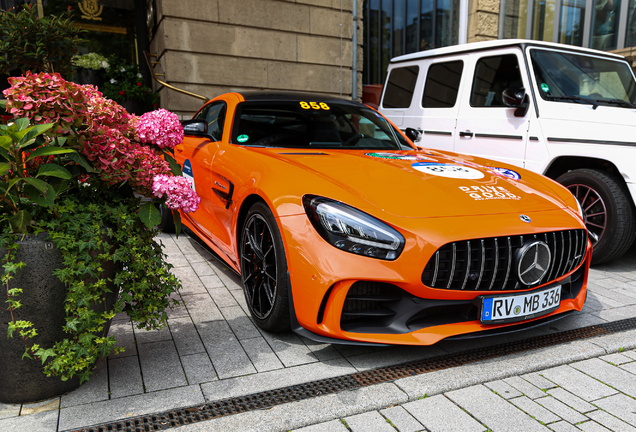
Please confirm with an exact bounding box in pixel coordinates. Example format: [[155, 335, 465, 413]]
[[545, 95, 599, 109], [594, 98, 636, 109]]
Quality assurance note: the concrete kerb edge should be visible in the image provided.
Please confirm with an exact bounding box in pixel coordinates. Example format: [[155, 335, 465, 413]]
[[167, 329, 636, 432]]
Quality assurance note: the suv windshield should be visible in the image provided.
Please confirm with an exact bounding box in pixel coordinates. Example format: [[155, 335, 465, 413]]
[[530, 49, 636, 106], [231, 101, 412, 150]]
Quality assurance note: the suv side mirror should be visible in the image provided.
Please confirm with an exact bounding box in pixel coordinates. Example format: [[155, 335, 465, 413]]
[[181, 119, 210, 138], [502, 87, 529, 117], [405, 127, 422, 142]]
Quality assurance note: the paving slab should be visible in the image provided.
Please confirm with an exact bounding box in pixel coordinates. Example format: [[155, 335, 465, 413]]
[[343, 411, 397, 432], [180, 352, 218, 385], [138, 340, 188, 392], [484, 380, 523, 399], [60, 358, 109, 408], [590, 393, 636, 425], [403, 394, 486, 432], [586, 410, 636, 432], [0, 409, 59, 432], [535, 395, 588, 424], [546, 388, 596, 414], [503, 376, 547, 399], [571, 357, 636, 398], [379, 406, 424, 432], [509, 396, 561, 424], [168, 316, 207, 356], [538, 365, 618, 402], [446, 385, 550, 432], [108, 355, 144, 398]]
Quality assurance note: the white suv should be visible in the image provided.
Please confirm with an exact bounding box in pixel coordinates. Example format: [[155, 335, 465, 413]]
[[379, 39, 636, 265]]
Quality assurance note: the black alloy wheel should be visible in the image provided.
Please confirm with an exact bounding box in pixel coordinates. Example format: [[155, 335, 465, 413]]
[[240, 202, 290, 331], [557, 169, 636, 265]]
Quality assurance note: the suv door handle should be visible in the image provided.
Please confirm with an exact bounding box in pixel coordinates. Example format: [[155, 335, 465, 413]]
[[459, 131, 474, 138]]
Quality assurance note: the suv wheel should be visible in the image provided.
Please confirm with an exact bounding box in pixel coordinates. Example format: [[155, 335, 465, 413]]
[[557, 169, 635, 265]]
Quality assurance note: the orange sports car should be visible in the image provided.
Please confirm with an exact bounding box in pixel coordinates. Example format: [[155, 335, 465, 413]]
[[173, 91, 591, 346]]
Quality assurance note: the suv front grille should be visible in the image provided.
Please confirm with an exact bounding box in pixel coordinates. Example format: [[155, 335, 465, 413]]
[[421, 229, 587, 291]]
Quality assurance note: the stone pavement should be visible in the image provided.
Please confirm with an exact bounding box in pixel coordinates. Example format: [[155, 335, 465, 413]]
[[0, 234, 635, 432]]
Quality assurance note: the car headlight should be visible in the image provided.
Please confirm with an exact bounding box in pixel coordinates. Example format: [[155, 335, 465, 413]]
[[303, 195, 405, 260]]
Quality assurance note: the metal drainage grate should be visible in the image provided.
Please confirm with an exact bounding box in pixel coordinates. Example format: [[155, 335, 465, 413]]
[[68, 317, 636, 432]]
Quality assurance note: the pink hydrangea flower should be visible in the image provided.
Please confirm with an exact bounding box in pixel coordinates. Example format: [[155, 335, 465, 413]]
[[136, 109, 184, 149], [152, 175, 200, 213]]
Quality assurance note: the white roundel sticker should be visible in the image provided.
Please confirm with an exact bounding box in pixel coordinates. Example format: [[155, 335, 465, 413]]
[[412, 162, 485, 179]]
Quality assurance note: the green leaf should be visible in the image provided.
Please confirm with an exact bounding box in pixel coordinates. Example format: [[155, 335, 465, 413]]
[[164, 152, 182, 176], [138, 202, 162, 229], [8, 210, 32, 233], [14, 118, 30, 131], [20, 123, 54, 147], [67, 152, 95, 172], [0, 145, 11, 162], [0, 135, 12, 151], [173, 209, 182, 237], [25, 183, 56, 207], [25, 146, 75, 161], [0, 162, 9, 176], [23, 177, 49, 194], [0, 100, 5, 109], [36, 163, 72, 179]]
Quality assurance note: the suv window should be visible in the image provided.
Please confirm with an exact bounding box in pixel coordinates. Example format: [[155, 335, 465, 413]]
[[471, 54, 523, 107], [422, 60, 464, 108], [196, 102, 226, 140], [382, 66, 419, 108]]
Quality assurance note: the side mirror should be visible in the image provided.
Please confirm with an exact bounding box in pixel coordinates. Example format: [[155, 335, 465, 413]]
[[181, 119, 210, 137], [502, 87, 529, 117], [405, 127, 422, 142]]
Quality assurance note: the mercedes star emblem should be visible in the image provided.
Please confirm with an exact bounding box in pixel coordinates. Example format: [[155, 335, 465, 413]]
[[520, 214, 532, 223], [516, 240, 552, 286]]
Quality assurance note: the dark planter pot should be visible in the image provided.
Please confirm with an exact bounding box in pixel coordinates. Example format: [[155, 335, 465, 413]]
[[76, 68, 103, 88], [0, 233, 117, 404]]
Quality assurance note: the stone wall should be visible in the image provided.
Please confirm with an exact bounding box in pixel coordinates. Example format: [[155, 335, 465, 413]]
[[150, 0, 361, 117], [467, 0, 500, 43]]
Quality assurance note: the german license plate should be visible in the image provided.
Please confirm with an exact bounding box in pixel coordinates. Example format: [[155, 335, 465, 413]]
[[480, 285, 561, 324]]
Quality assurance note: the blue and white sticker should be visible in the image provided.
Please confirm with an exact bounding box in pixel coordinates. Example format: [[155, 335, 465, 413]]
[[489, 167, 521, 180], [412, 162, 484, 179], [182, 159, 196, 192]]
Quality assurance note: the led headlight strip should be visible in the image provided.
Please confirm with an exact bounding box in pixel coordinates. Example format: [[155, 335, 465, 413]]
[[303, 195, 405, 260]]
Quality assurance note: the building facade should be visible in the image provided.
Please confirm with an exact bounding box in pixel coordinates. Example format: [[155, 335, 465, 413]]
[[3, 0, 636, 115]]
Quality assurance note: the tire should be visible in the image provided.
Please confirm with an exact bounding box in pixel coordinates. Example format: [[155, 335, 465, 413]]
[[557, 168, 636, 265], [240, 201, 291, 332], [157, 203, 176, 233]]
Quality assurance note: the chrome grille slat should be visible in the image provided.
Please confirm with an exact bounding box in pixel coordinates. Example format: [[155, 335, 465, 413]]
[[475, 239, 485, 290], [461, 241, 471, 290], [421, 229, 587, 292], [487, 237, 499, 291], [502, 237, 512, 289], [431, 251, 439, 287], [447, 243, 457, 289]]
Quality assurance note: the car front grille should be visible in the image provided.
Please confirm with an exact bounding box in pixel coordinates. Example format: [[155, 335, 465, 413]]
[[421, 229, 587, 291]]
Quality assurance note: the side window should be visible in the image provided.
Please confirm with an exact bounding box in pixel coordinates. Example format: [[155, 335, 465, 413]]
[[422, 60, 464, 108], [382, 66, 419, 108], [195, 102, 226, 140], [471, 54, 523, 107]]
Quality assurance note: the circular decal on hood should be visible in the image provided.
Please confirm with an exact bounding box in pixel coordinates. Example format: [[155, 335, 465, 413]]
[[412, 162, 485, 179], [489, 167, 521, 180], [366, 152, 433, 161]]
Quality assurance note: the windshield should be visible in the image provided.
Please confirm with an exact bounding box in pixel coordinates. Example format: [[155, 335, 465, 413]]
[[230, 101, 413, 150], [530, 49, 636, 105]]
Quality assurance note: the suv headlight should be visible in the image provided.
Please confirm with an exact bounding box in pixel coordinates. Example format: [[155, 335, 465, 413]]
[[303, 195, 405, 260]]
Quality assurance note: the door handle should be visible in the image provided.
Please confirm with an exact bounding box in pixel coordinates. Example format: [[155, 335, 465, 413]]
[[175, 143, 185, 152], [459, 131, 474, 138]]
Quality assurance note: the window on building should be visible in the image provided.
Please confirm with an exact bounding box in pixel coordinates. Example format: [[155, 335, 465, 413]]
[[591, 0, 621, 50], [422, 60, 464, 107], [502, 0, 530, 39], [471, 55, 523, 107], [382, 65, 420, 108], [558, 0, 586, 46], [363, 0, 459, 85]]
